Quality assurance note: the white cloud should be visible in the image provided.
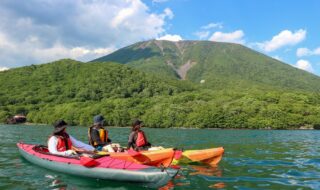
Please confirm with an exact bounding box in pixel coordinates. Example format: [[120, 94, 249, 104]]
[[0, 0, 172, 68], [194, 31, 210, 40], [296, 48, 311, 57], [0, 32, 14, 49], [297, 47, 320, 57], [93, 48, 115, 55], [0, 67, 9, 71], [201, 22, 223, 30], [152, 0, 169, 3], [31, 43, 115, 63], [272, 55, 282, 61], [294, 59, 314, 73], [163, 8, 174, 19], [209, 30, 245, 44], [157, 34, 183, 42], [315, 48, 320, 54], [0, 31, 116, 68], [194, 22, 223, 40], [258, 29, 306, 52]]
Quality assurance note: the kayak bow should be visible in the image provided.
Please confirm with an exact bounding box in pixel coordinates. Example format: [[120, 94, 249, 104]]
[[173, 147, 224, 166]]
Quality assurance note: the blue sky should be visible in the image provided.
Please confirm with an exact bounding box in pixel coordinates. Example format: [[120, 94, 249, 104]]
[[0, 0, 319, 76]]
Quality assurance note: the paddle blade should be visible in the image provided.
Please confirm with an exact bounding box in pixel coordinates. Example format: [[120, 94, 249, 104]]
[[96, 151, 109, 156], [80, 156, 98, 167], [174, 150, 183, 160], [170, 165, 181, 170]]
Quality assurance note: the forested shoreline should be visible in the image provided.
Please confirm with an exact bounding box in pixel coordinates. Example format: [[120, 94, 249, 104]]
[[1, 59, 320, 129]]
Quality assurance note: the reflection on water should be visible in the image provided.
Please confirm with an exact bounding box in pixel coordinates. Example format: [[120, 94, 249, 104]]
[[1, 125, 320, 189], [189, 165, 225, 189], [208, 182, 226, 189], [159, 181, 174, 190], [45, 175, 68, 190], [189, 165, 222, 177]]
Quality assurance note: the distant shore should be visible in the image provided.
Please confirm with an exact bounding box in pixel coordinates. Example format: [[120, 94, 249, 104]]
[[1, 122, 318, 130]]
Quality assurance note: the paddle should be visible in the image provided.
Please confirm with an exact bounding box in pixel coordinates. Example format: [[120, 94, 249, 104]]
[[76, 148, 142, 165], [79, 156, 99, 167], [96, 151, 110, 156], [95, 148, 142, 157], [74, 151, 105, 167], [173, 150, 183, 160]]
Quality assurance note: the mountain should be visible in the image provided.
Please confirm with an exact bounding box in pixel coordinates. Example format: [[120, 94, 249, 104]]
[[0, 59, 193, 106], [0, 59, 196, 125], [93, 40, 320, 92], [1, 43, 320, 129]]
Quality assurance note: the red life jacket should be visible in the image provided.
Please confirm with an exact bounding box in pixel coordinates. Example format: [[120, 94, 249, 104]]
[[54, 135, 72, 151], [136, 131, 147, 147]]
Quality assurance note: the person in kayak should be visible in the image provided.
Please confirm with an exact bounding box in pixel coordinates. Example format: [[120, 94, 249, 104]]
[[127, 119, 152, 151], [88, 115, 120, 152], [48, 119, 95, 156]]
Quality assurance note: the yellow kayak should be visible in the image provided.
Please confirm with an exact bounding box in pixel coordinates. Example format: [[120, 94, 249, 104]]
[[173, 147, 224, 167]]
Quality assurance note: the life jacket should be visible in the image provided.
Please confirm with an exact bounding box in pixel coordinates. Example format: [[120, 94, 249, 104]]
[[88, 126, 108, 146], [135, 130, 147, 147], [49, 134, 72, 152]]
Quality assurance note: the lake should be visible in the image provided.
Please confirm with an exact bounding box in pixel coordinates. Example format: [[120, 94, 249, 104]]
[[1, 124, 320, 189]]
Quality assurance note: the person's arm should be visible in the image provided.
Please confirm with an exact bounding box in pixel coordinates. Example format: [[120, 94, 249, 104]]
[[91, 129, 106, 146], [48, 136, 75, 156], [127, 132, 136, 149], [105, 129, 112, 143], [69, 135, 95, 151]]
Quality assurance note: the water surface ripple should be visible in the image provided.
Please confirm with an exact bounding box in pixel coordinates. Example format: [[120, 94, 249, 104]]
[[1, 125, 320, 189]]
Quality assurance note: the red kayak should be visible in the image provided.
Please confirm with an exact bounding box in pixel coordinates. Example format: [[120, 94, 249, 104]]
[[17, 143, 178, 188]]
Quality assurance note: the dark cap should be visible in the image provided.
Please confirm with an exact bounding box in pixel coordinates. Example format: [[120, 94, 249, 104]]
[[53, 119, 68, 134], [93, 115, 105, 125], [132, 119, 143, 127]]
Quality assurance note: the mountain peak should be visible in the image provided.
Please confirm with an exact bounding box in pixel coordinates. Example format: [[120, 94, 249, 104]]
[[92, 40, 320, 92]]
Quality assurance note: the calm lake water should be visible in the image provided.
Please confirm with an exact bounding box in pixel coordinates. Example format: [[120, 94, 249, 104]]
[[1, 124, 320, 190]]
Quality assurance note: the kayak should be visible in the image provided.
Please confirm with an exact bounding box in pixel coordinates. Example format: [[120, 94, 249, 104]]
[[17, 143, 178, 188], [106, 147, 224, 168], [108, 148, 177, 167], [173, 147, 224, 167]]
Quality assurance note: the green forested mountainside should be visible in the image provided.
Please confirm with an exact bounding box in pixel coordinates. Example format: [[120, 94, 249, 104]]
[[1, 47, 320, 128], [0, 59, 193, 105], [93, 40, 320, 92]]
